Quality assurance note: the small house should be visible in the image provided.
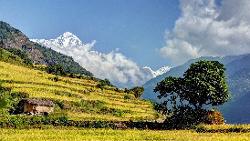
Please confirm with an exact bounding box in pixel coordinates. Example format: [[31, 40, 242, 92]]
[[20, 99, 54, 115]]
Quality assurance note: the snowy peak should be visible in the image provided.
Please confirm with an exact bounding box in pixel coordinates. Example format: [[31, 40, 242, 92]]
[[31, 32, 84, 48], [57, 32, 82, 47], [143, 66, 171, 78], [156, 66, 171, 75], [62, 32, 76, 37]]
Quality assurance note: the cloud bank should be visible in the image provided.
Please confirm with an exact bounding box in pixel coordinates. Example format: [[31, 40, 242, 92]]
[[32, 32, 166, 87], [160, 0, 250, 65]]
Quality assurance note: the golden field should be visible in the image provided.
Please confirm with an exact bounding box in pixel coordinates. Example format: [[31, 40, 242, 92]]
[[0, 128, 249, 141], [0, 61, 159, 121]]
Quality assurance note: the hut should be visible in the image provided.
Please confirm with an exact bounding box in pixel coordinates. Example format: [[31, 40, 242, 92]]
[[20, 99, 54, 115]]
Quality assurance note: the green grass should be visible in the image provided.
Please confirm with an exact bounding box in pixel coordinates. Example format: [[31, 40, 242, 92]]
[[0, 61, 159, 121], [0, 128, 249, 141]]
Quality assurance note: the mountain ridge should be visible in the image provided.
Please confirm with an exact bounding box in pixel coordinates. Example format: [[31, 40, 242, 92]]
[[31, 32, 95, 50], [0, 21, 93, 76], [142, 66, 171, 78]]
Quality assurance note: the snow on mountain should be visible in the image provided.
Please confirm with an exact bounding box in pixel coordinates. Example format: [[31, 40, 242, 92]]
[[31, 32, 156, 87], [31, 32, 97, 53], [143, 66, 171, 78]]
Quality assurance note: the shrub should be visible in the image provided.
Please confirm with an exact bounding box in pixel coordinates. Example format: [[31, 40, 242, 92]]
[[49, 76, 60, 82], [163, 106, 208, 129], [96, 79, 114, 90], [112, 109, 124, 117], [0, 85, 29, 115], [54, 100, 65, 109], [114, 88, 124, 93], [124, 88, 130, 93], [7, 115, 29, 128], [46, 64, 66, 76], [205, 110, 224, 125], [124, 94, 131, 100], [130, 87, 144, 98]]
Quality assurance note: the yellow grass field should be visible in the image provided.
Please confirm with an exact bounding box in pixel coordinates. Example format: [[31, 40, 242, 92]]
[[0, 128, 249, 141]]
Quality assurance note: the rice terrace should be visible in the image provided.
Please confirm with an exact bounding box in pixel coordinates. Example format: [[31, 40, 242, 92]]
[[1, 0, 250, 140]]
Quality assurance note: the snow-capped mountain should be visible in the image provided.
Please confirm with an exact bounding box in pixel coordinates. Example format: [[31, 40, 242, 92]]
[[31, 32, 159, 87], [31, 32, 88, 48], [143, 66, 171, 78], [31, 32, 96, 52]]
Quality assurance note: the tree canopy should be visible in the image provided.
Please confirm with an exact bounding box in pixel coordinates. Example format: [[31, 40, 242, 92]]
[[46, 64, 67, 76], [154, 60, 230, 127], [130, 86, 144, 98]]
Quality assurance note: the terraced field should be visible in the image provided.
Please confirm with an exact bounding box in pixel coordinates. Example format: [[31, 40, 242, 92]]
[[0, 61, 158, 121]]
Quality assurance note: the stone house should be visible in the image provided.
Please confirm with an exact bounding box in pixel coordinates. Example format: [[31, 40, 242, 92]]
[[20, 99, 54, 115]]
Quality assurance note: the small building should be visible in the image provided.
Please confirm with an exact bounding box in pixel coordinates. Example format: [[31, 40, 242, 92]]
[[20, 99, 54, 115]]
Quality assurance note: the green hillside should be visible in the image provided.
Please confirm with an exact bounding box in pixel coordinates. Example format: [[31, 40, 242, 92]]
[[0, 60, 158, 121], [0, 48, 27, 66]]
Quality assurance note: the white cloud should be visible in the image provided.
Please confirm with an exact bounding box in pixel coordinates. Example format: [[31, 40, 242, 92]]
[[160, 0, 250, 65], [32, 32, 154, 87]]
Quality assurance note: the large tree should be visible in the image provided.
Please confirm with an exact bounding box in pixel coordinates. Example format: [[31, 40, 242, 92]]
[[154, 60, 230, 127]]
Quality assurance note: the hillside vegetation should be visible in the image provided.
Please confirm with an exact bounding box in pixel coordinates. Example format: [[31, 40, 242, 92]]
[[0, 48, 25, 66], [0, 61, 158, 121]]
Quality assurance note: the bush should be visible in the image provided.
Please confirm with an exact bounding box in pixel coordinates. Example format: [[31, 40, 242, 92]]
[[124, 94, 131, 100], [7, 115, 29, 128], [163, 106, 208, 129], [54, 100, 65, 109], [124, 88, 130, 93], [114, 88, 124, 93], [49, 76, 60, 82], [76, 100, 105, 112], [46, 64, 66, 76], [0, 85, 29, 115], [163, 107, 224, 129], [129, 87, 144, 98], [96, 79, 114, 90], [112, 109, 124, 117], [0, 113, 69, 128], [205, 110, 224, 125]]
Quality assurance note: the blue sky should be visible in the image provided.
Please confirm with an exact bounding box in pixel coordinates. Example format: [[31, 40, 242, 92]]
[[0, 0, 180, 69], [1, 0, 250, 87]]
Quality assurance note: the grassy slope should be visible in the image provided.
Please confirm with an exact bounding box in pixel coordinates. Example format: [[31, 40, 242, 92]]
[[0, 61, 158, 121], [0, 128, 249, 141]]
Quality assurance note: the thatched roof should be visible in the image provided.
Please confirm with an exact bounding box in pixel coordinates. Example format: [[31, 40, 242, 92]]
[[22, 99, 54, 107]]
